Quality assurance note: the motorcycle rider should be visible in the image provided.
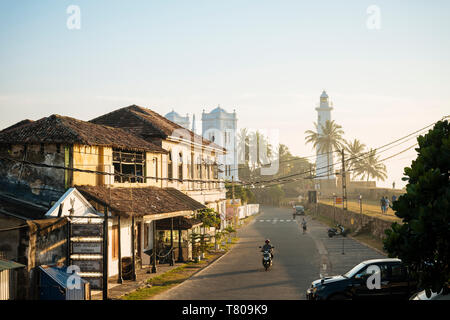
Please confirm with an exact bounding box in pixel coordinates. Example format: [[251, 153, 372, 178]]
[[301, 218, 307, 233], [261, 239, 274, 259]]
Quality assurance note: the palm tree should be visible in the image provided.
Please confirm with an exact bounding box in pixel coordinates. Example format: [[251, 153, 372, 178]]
[[305, 120, 345, 179], [355, 149, 388, 182], [344, 138, 366, 179]]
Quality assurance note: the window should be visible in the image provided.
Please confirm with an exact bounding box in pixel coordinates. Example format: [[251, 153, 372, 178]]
[[168, 152, 173, 179], [144, 224, 149, 249], [112, 225, 119, 260], [191, 153, 194, 179], [213, 163, 218, 179], [178, 152, 183, 181], [390, 264, 407, 282], [197, 157, 202, 179], [112, 149, 146, 183], [153, 157, 158, 182]]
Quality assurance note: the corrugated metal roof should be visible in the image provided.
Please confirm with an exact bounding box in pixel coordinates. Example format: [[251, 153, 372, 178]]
[[0, 259, 25, 271], [39, 266, 87, 287]]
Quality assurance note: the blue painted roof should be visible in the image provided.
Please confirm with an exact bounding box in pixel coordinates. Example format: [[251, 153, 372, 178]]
[[39, 266, 88, 287]]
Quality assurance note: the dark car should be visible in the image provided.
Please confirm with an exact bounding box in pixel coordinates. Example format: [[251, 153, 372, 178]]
[[293, 205, 305, 217], [306, 258, 417, 300]]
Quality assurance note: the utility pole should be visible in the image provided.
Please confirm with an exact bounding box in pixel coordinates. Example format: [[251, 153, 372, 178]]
[[102, 206, 108, 300], [341, 149, 348, 211], [232, 176, 236, 229]]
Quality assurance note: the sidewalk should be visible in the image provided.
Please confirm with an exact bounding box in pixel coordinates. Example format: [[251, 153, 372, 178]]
[[304, 216, 386, 277], [91, 263, 184, 300]]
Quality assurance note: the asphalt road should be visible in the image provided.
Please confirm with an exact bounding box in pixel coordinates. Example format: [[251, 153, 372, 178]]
[[154, 207, 321, 300]]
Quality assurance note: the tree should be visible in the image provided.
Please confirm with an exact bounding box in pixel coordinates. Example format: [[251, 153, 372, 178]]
[[383, 120, 450, 296], [196, 208, 221, 229], [355, 148, 387, 182], [344, 138, 366, 179], [305, 120, 345, 179]]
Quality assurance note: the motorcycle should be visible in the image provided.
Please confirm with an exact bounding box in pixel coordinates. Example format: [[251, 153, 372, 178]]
[[259, 246, 274, 271], [327, 224, 346, 238]]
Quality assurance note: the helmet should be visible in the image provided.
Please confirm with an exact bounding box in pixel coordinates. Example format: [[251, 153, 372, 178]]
[[265, 239, 270, 244]]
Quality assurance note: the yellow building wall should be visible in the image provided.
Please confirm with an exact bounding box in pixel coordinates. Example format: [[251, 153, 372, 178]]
[[72, 144, 113, 186]]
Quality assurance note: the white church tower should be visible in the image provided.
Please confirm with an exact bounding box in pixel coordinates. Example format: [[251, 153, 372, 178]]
[[202, 106, 238, 181], [164, 110, 191, 129], [315, 90, 335, 180]]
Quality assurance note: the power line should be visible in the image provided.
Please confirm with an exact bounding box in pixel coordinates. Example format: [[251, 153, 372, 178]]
[[235, 117, 446, 187]]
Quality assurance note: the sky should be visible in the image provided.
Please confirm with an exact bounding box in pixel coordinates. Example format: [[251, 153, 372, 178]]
[[1, 0, 449, 188]]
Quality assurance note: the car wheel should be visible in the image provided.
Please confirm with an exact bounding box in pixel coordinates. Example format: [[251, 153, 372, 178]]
[[328, 294, 349, 300]]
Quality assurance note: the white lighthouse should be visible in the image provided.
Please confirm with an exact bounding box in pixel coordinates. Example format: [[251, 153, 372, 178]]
[[315, 90, 335, 180]]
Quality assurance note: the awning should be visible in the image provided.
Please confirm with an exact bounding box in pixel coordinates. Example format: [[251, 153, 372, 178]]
[[76, 185, 206, 217], [0, 259, 25, 271], [156, 216, 203, 230]]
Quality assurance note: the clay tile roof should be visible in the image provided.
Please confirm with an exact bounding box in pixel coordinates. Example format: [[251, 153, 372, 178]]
[[76, 185, 206, 217], [90, 105, 226, 151], [0, 114, 167, 153], [1, 119, 34, 133]]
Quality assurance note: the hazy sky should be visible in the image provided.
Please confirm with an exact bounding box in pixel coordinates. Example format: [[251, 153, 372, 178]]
[[1, 1, 449, 188]]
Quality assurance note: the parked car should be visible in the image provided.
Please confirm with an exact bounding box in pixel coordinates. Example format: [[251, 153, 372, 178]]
[[410, 289, 450, 300], [306, 258, 417, 300], [292, 205, 305, 218]]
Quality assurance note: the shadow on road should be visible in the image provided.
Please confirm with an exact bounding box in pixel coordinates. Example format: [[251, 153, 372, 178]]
[[193, 268, 262, 280]]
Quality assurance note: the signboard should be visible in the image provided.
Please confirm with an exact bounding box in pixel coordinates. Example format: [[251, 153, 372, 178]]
[[72, 242, 102, 254], [84, 277, 102, 290], [335, 197, 343, 205], [71, 259, 102, 272], [69, 217, 105, 291], [72, 224, 103, 237]]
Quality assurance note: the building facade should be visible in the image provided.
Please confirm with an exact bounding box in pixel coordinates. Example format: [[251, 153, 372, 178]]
[[201, 106, 238, 182], [164, 110, 191, 130]]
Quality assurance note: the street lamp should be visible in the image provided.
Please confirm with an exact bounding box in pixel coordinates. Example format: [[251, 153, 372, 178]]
[[359, 194, 362, 215], [332, 193, 336, 224]]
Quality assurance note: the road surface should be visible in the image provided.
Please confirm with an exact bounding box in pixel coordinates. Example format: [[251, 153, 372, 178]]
[[154, 206, 385, 300]]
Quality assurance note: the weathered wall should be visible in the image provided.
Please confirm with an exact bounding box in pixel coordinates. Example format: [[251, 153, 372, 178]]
[[304, 202, 395, 241], [0, 144, 66, 204], [72, 145, 112, 186]]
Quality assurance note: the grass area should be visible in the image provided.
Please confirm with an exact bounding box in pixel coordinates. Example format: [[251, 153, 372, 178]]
[[352, 233, 387, 254], [121, 237, 240, 300], [319, 199, 401, 223]]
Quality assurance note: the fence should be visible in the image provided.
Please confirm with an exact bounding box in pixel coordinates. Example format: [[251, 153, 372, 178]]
[[226, 204, 260, 220]]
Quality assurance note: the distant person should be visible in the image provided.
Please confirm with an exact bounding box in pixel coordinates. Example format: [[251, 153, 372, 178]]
[[301, 218, 307, 234], [392, 195, 397, 203], [380, 196, 386, 214], [384, 196, 390, 213]]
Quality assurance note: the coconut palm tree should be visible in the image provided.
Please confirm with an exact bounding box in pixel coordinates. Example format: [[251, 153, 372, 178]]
[[305, 120, 345, 179], [355, 149, 388, 182], [344, 138, 367, 179]]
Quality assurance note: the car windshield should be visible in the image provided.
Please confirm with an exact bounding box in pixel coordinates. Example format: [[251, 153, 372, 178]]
[[343, 262, 366, 278]]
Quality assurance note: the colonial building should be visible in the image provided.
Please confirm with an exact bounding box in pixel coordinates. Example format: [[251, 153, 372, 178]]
[[90, 105, 227, 216], [164, 110, 191, 130], [0, 114, 208, 293], [201, 106, 238, 182]]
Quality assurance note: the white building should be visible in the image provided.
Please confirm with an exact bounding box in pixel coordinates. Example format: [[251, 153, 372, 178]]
[[164, 110, 191, 130], [201, 106, 238, 182], [315, 91, 335, 180]]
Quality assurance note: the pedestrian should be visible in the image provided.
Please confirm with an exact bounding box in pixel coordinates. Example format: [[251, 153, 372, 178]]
[[392, 195, 397, 203], [380, 196, 386, 214], [301, 218, 307, 234], [385, 196, 390, 213]]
